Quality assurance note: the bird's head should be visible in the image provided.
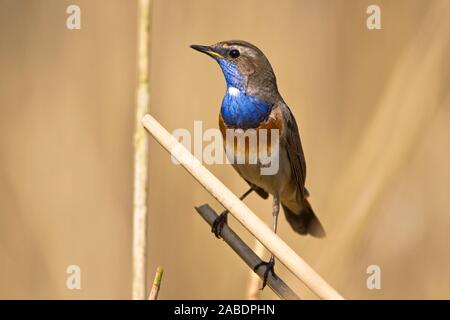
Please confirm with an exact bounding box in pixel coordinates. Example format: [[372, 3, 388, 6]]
[[191, 40, 278, 98]]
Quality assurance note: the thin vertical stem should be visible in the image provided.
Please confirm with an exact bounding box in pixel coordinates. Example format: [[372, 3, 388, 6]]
[[148, 266, 164, 300], [132, 0, 152, 300]]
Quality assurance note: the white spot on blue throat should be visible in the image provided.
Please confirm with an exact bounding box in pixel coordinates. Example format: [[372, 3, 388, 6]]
[[227, 86, 240, 97]]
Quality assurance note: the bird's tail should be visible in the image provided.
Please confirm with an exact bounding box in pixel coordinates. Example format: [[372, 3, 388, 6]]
[[282, 199, 326, 238]]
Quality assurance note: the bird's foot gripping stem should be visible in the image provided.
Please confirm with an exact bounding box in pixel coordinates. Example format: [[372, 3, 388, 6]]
[[211, 211, 228, 238], [253, 256, 277, 290], [211, 187, 254, 238]]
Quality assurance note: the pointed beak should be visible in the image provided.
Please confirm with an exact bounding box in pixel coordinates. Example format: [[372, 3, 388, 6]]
[[190, 44, 225, 59]]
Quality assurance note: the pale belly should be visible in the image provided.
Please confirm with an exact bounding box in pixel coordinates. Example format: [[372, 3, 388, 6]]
[[228, 145, 303, 213], [230, 148, 290, 195]]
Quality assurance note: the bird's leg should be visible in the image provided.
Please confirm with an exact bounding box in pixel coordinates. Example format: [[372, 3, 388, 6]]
[[211, 187, 254, 238], [254, 194, 280, 289]]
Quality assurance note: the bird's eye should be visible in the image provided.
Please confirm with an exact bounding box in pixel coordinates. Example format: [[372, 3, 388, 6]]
[[229, 49, 240, 59]]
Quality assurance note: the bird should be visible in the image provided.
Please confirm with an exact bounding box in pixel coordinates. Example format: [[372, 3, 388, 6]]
[[191, 40, 325, 288]]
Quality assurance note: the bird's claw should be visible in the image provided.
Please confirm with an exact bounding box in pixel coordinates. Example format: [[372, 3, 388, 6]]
[[253, 257, 277, 289], [211, 212, 228, 239]]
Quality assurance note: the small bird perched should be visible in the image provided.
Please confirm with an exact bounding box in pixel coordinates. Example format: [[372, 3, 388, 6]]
[[191, 40, 325, 288]]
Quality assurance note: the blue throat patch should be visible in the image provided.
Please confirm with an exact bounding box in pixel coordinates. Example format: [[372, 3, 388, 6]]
[[217, 60, 272, 129]]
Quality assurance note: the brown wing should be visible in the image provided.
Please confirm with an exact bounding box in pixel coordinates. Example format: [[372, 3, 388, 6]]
[[280, 103, 307, 200]]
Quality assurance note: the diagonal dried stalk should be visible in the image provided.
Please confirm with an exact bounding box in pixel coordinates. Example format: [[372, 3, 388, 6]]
[[246, 240, 265, 300], [195, 205, 299, 300], [132, 0, 152, 300], [142, 114, 344, 300]]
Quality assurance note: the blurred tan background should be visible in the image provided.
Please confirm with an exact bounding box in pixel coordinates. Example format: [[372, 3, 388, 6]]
[[1, 0, 449, 299]]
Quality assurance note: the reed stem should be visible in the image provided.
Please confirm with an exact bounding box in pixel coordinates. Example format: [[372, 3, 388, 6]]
[[132, 0, 152, 300]]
